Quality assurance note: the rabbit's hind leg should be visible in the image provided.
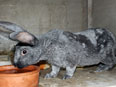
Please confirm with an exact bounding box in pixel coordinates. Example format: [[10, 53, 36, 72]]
[[95, 63, 114, 72]]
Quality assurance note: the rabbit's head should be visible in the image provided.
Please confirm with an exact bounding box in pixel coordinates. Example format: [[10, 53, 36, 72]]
[[0, 21, 40, 68], [12, 32, 40, 68]]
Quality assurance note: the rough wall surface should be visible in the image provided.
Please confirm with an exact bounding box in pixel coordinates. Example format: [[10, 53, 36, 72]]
[[0, 0, 87, 34], [0, 0, 87, 51], [93, 0, 116, 35]]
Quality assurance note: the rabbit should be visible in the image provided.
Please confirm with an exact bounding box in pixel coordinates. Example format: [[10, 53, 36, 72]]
[[0, 21, 116, 79]]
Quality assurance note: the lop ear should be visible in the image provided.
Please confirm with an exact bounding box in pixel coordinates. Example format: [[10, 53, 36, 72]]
[[10, 31, 38, 45], [0, 21, 38, 45]]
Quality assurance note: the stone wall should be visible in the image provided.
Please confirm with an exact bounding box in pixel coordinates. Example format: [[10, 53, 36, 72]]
[[93, 0, 116, 35]]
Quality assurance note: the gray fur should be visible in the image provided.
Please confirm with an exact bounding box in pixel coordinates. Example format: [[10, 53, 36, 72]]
[[0, 21, 116, 79], [0, 21, 25, 32]]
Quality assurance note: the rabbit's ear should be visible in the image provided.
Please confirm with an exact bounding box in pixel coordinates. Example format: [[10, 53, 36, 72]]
[[10, 31, 38, 45], [0, 21, 38, 45], [0, 21, 25, 32]]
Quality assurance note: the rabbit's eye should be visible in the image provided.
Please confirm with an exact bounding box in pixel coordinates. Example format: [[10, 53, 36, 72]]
[[21, 50, 27, 56]]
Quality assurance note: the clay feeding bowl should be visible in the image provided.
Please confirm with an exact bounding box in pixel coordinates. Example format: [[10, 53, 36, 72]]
[[0, 65, 40, 87]]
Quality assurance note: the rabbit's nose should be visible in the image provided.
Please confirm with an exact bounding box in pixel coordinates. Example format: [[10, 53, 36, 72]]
[[13, 62, 17, 67], [13, 61, 25, 68]]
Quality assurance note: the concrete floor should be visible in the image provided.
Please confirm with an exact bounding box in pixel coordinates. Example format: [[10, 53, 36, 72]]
[[39, 66, 116, 87]]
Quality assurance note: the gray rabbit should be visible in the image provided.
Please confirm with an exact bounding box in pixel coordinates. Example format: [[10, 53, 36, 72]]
[[0, 21, 116, 79]]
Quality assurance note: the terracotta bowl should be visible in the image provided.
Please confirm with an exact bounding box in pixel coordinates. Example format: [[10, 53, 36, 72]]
[[0, 65, 40, 87]]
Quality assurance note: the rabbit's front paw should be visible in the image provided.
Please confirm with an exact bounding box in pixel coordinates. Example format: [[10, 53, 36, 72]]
[[62, 75, 72, 80], [44, 73, 57, 79]]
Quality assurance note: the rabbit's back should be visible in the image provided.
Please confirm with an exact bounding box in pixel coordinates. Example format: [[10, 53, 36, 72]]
[[45, 28, 116, 67]]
